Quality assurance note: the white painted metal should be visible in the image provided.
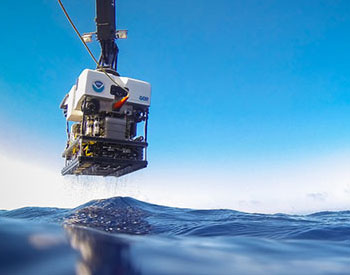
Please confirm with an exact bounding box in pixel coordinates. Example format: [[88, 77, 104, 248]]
[[64, 69, 151, 122]]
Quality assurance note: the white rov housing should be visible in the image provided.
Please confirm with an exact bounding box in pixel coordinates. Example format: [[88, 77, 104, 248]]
[[64, 69, 151, 122]]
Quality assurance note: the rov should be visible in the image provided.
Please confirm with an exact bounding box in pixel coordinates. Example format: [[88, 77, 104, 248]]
[[58, 0, 151, 177]]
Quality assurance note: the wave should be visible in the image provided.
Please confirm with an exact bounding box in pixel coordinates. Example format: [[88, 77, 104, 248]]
[[1, 197, 350, 275], [2, 196, 350, 241]]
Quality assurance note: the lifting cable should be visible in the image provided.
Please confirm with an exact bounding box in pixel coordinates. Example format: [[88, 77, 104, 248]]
[[57, 0, 129, 97]]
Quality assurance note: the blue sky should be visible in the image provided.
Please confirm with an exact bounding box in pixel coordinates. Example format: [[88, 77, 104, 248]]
[[1, 0, 350, 212]]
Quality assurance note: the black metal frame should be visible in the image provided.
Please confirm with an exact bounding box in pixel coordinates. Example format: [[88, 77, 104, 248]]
[[62, 136, 148, 177], [62, 157, 147, 177]]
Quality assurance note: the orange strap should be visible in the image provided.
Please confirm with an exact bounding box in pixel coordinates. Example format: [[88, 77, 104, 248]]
[[113, 95, 129, 110]]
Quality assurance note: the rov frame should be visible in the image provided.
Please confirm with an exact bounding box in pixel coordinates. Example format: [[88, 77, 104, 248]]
[[60, 92, 150, 177]]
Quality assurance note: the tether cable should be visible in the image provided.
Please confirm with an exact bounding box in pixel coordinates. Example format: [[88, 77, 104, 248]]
[[57, 0, 129, 96], [57, 0, 99, 65]]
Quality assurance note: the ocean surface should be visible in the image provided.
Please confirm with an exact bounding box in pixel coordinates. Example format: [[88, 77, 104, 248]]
[[0, 197, 349, 275]]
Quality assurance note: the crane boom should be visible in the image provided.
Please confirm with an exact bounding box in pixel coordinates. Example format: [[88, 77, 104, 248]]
[[96, 0, 119, 71]]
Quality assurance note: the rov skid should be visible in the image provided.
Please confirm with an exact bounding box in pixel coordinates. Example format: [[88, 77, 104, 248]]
[[58, 0, 151, 177]]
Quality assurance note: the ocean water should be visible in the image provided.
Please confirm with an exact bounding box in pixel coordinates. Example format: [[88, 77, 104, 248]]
[[0, 197, 349, 275]]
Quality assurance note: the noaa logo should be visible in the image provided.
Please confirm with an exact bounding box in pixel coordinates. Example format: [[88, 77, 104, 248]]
[[92, 80, 104, 93], [139, 96, 149, 101]]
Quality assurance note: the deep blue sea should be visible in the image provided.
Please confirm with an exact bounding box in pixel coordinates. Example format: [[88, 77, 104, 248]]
[[0, 197, 349, 275]]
